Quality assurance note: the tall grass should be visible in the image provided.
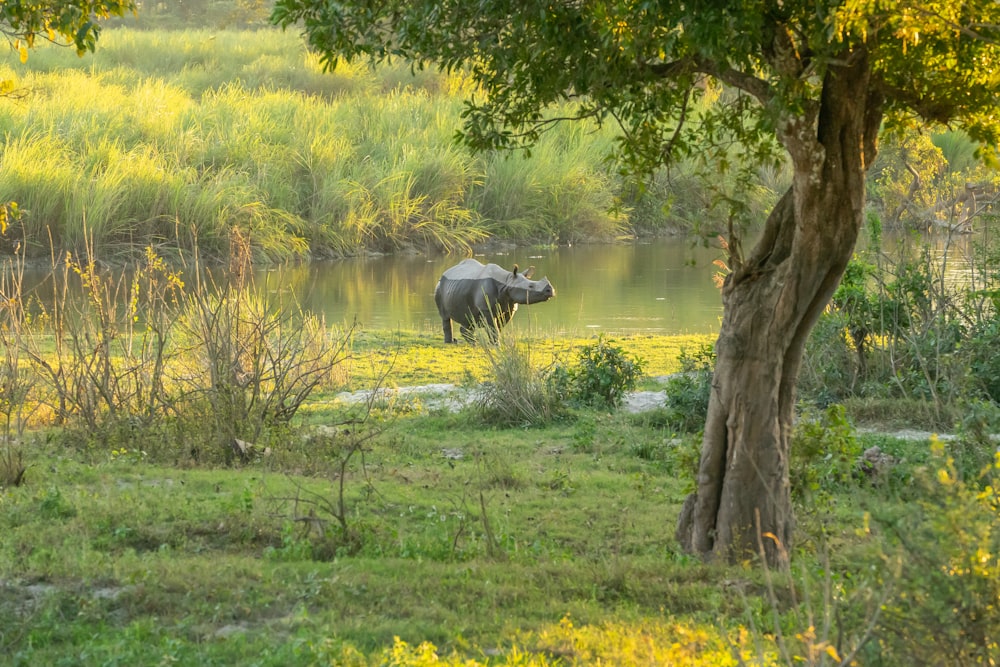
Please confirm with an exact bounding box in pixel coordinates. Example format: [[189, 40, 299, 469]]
[[0, 29, 654, 263]]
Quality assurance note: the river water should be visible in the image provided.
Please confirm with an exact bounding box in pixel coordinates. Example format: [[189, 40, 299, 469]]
[[260, 238, 727, 337], [272, 230, 982, 337], [8, 232, 977, 338]]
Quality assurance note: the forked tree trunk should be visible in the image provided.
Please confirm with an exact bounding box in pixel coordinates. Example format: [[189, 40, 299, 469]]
[[676, 51, 883, 566]]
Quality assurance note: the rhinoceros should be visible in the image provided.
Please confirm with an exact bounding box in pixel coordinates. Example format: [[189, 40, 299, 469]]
[[434, 259, 555, 343]]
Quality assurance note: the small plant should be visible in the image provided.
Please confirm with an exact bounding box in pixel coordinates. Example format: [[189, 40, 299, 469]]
[[0, 241, 32, 488], [37, 486, 77, 520], [737, 537, 889, 667], [873, 438, 1000, 665], [0, 439, 25, 490], [21, 239, 184, 447], [790, 404, 862, 499], [270, 357, 394, 558], [658, 343, 714, 433], [264, 522, 315, 562], [550, 335, 645, 409]]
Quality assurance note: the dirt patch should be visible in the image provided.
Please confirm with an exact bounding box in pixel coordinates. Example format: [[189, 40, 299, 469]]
[[335, 384, 668, 413]]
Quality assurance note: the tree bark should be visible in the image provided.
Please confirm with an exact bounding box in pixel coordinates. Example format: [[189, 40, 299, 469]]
[[676, 50, 883, 566]]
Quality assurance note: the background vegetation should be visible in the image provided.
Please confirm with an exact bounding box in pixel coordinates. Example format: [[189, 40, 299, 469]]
[[0, 27, 660, 263], [2, 18, 994, 264], [1, 3, 999, 664]]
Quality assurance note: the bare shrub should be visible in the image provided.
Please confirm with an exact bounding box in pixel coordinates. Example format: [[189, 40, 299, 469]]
[[174, 263, 351, 461], [18, 240, 184, 447]]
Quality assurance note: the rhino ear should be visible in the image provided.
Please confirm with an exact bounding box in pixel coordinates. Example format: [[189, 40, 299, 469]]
[[522, 265, 536, 279], [512, 264, 519, 276]]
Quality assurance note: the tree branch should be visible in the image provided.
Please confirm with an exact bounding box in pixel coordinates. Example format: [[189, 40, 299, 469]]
[[697, 60, 774, 107], [647, 56, 773, 106], [903, 5, 1000, 45]]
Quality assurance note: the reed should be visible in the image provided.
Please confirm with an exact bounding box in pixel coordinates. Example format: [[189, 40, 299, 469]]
[[0, 29, 681, 262]]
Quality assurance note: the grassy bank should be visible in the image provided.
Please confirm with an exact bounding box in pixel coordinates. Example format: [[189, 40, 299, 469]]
[[0, 28, 692, 263], [344, 330, 715, 389], [4, 26, 989, 267]]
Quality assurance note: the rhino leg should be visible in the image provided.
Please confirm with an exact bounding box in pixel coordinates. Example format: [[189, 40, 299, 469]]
[[442, 317, 455, 343], [461, 314, 500, 344]]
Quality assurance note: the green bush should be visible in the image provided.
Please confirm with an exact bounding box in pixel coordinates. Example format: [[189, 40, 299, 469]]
[[549, 335, 645, 409], [658, 343, 714, 433], [968, 314, 1000, 404], [802, 228, 1000, 420], [952, 399, 1000, 482], [790, 404, 862, 500], [873, 439, 1000, 664], [799, 308, 860, 406]]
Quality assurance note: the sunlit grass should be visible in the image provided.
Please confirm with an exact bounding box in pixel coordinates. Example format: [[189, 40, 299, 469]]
[[343, 329, 716, 389], [0, 415, 767, 664], [0, 28, 648, 262]]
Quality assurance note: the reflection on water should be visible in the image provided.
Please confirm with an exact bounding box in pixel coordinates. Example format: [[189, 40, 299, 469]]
[[7, 231, 976, 338], [273, 231, 982, 336], [263, 238, 728, 336]]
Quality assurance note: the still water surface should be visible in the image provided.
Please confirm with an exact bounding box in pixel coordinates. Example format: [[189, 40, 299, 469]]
[[266, 238, 727, 337], [263, 230, 979, 337], [8, 233, 976, 338]]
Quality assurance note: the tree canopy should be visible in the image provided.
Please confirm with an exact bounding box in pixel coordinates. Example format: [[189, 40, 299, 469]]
[[2, 0, 136, 62], [274, 1, 1000, 182]]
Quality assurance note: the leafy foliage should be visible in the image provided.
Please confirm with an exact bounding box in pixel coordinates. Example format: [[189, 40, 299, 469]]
[[659, 344, 715, 434], [274, 0, 1000, 183], [803, 218, 1000, 421], [0, 0, 135, 59], [866, 130, 1000, 233], [790, 404, 862, 500], [549, 335, 645, 409], [874, 439, 1000, 665]]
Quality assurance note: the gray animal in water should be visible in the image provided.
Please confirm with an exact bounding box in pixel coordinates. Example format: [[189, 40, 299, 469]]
[[434, 259, 555, 343]]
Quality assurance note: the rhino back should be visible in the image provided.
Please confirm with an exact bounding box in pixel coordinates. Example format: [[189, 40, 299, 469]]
[[440, 259, 513, 282]]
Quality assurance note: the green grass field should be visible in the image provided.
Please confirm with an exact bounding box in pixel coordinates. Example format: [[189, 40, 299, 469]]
[[2, 329, 996, 665], [0, 23, 997, 667]]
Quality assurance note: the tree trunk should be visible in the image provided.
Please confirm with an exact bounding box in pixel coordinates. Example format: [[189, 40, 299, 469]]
[[676, 51, 883, 566]]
